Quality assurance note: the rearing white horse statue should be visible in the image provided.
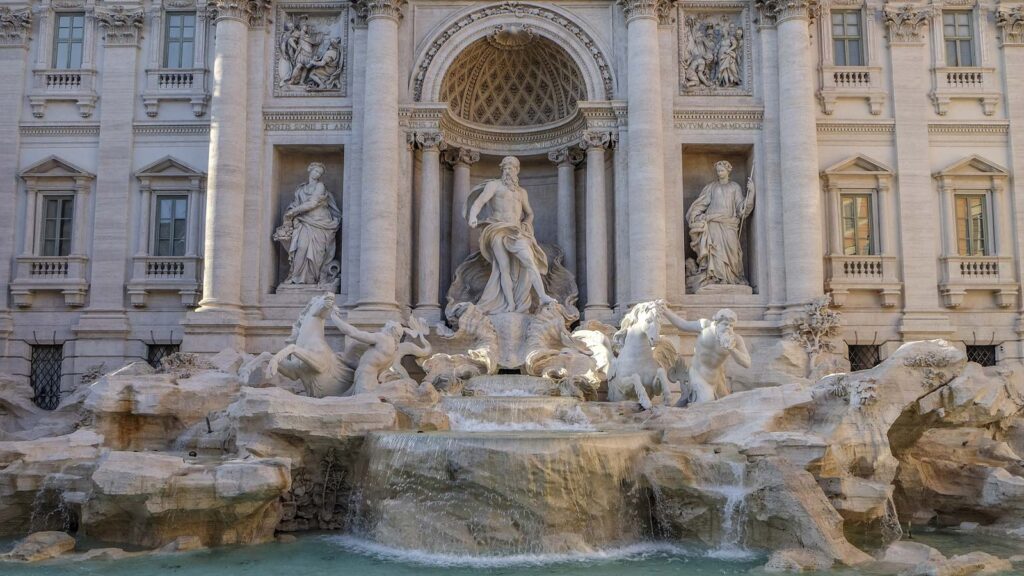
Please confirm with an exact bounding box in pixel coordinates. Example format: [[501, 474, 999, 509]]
[[604, 300, 685, 409]]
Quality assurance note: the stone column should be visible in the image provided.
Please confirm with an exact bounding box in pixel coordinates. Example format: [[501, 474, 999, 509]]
[[621, 0, 668, 303], [581, 130, 615, 320], [997, 6, 1024, 352], [756, 0, 823, 307], [414, 131, 444, 321], [883, 4, 949, 338], [354, 0, 405, 318], [0, 6, 32, 348], [195, 0, 264, 314], [71, 177, 90, 256], [548, 147, 583, 275], [136, 184, 152, 256], [444, 147, 480, 273]]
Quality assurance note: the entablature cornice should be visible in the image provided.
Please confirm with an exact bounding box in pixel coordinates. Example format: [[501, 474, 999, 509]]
[[263, 108, 352, 132], [672, 108, 763, 130]]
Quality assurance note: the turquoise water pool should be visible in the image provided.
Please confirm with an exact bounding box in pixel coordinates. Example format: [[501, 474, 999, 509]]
[[1, 531, 1021, 575]]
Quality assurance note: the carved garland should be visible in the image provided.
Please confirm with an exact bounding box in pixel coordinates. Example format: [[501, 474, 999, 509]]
[[883, 4, 932, 44], [0, 6, 32, 47], [412, 2, 614, 102], [997, 4, 1024, 46]]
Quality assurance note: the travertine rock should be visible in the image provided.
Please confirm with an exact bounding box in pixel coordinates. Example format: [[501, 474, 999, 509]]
[[1, 531, 75, 562], [85, 371, 240, 450], [209, 348, 246, 374], [228, 386, 398, 462], [763, 547, 834, 572], [905, 551, 1013, 576], [82, 451, 290, 548], [883, 541, 947, 565]]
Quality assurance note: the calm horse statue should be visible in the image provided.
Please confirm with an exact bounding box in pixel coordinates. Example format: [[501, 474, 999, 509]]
[[266, 292, 349, 397], [606, 300, 684, 409]]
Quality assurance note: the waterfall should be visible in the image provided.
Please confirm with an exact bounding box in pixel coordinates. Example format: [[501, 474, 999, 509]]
[[442, 396, 594, 431], [708, 460, 752, 559]]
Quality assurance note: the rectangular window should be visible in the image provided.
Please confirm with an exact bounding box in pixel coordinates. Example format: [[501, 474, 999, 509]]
[[53, 13, 85, 69], [30, 344, 64, 410], [155, 195, 188, 257], [965, 345, 996, 367], [955, 194, 988, 256], [164, 13, 196, 69], [840, 193, 874, 256], [147, 344, 180, 369], [848, 345, 881, 372], [41, 195, 74, 257], [943, 12, 975, 67], [832, 10, 863, 66]]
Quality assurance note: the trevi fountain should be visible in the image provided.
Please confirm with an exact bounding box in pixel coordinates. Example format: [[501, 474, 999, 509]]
[[3, 0, 1024, 574]]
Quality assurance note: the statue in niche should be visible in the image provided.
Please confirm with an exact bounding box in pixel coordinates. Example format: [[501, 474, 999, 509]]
[[274, 162, 341, 289], [659, 304, 751, 405], [463, 156, 556, 315], [682, 14, 744, 90], [686, 160, 754, 291], [278, 15, 343, 91]]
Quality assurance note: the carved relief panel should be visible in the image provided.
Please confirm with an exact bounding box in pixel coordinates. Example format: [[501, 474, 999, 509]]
[[677, 1, 752, 96], [274, 2, 349, 97]]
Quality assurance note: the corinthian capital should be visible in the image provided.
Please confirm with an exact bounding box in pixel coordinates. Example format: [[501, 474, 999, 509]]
[[414, 131, 446, 151], [548, 147, 584, 167], [353, 0, 406, 23], [619, 0, 674, 25], [442, 147, 479, 168], [96, 5, 145, 47], [883, 4, 932, 44], [210, 0, 273, 28], [755, 0, 818, 26], [580, 130, 616, 150], [997, 4, 1024, 47], [0, 6, 32, 48]]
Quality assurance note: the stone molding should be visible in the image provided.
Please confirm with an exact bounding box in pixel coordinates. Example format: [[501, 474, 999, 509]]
[[672, 108, 763, 130], [439, 108, 589, 154], [883, 3, 932, 44], [20, 124, 101, 137], [997, 4, 1024, 46], [96, 5, 145, 47], [548, 146, 584, 166], [754, 0, 818, 25], [0, 5, 32, 48], [928, 122, 1010, 136], [134, 122, 212, 136], [412, 2, 614, 102], [352, 0, 404, 23], [262, 109, 352, 131], [210, 0, 273, 27]]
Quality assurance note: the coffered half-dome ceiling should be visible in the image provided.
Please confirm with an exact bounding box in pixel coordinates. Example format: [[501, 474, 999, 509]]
[[440, 25, 588, 128]]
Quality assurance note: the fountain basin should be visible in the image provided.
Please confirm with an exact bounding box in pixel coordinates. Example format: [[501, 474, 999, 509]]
[[351, 430, 660, 555], [442, 396, 592, 431], [463, 375, 559, 397]]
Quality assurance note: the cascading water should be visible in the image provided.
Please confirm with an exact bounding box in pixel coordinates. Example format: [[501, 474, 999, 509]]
[[346, 375, 659, 556], [707, 460, 751, 559]]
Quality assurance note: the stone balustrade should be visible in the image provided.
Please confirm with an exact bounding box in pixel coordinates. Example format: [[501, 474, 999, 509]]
[[930, 66, 1000, 115], [939, 255, 1017, 308], [826, 254, 902, 308], [142, 68, 209, 117], [28, 68, 98, 118], [10, 255, 90, 308], [127, 255, 202, 308]]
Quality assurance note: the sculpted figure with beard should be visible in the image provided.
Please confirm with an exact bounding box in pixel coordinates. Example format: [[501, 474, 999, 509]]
[[659, 303, 751, 405]]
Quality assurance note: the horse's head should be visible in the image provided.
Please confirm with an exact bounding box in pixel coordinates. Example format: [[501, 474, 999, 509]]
[[309, 291, 336, 318], [617, 301, 661, 347]]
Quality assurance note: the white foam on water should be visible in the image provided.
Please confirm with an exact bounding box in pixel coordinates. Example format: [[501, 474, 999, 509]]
[[324, 535, 703, 568], [447, 414, 595, 432]]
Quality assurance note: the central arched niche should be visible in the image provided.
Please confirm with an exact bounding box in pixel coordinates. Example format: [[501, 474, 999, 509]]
[[440, 25, 588, 128]]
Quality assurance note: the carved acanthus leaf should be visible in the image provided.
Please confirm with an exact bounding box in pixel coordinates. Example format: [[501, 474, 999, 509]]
[[442, 147, 480, 167], [210, 0, 273, 28], [548, 147, 584, 166], [619, 0, 675, 24], [414, 131, 446, 150], [96, 5, 145, 47], [997, 4, 1024, 46], [883, 4, 932, 44], [754, 0, 818, 25], [579, 129, 616, 150], [0, 6, 32, 47], [352, 0, 405, 23]]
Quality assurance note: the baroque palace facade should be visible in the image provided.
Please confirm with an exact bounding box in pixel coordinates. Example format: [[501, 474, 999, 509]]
[[0, 0, 1023, 393]]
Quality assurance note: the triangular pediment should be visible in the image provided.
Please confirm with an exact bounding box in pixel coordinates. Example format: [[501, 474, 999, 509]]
[[935, 155, 1009, 178], [822, 154, 893, 176], [20, 156, 93, 179], [135, 156, 204, 178]]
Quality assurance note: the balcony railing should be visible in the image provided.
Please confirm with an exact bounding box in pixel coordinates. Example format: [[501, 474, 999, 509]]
[[142, 68, 209, 117], [11, 255, 89, 307], [29, 68, 98, 118], [826, 254, 901, 307], [127, 255, 202, 307], [939, 255, 1017, 308], [818, 65, 886, 115], [930, 67, 999, 116]]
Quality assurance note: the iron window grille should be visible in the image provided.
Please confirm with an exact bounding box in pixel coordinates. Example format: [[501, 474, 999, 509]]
[[848, 344, 881, 372], [30, 344, 64, 410], [147, 343, 180, 369], [965, 345, 996, 367]]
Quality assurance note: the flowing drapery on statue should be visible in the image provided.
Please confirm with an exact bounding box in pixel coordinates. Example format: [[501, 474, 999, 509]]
[[273, 162, 341, 288], [445, 156, 579, 322], [685, 160, 754, 290]]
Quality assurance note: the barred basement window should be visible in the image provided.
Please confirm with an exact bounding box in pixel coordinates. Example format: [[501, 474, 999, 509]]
[[966, 345, 996, 367], [848, 344, 881, 372], [30, 345, 64, 410], [147, 344, 180, 369]]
